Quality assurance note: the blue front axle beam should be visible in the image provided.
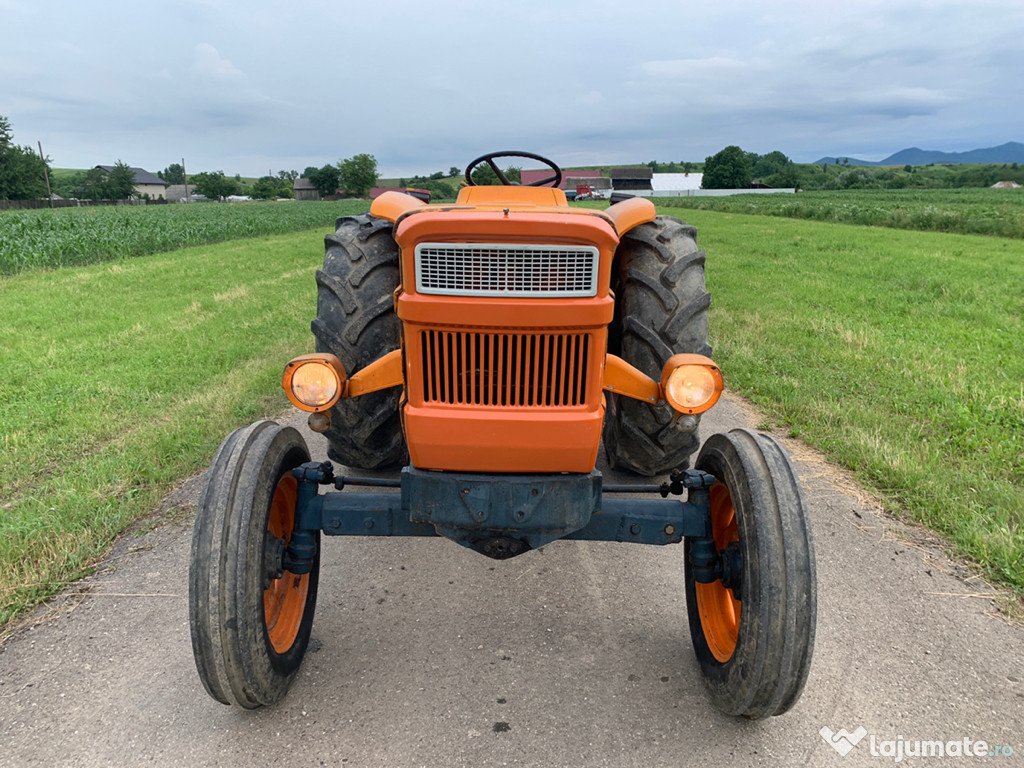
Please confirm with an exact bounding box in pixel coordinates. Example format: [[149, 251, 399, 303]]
[[285, 462, 719, 563]]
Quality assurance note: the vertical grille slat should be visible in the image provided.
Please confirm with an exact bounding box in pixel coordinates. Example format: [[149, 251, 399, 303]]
[[419, 330, 591, 408]]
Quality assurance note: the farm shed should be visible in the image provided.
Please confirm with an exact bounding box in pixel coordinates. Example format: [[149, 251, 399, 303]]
[[293, 178, 320, 201], [520, 168, 601, 189], [165, 184, 197, 202], [609, 167, 653, 191], [95, 166, 168, 199]]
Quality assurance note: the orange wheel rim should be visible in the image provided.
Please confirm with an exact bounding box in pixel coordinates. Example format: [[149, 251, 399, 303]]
[[263, 474, 309, 654], [695, 482, 741, 662]]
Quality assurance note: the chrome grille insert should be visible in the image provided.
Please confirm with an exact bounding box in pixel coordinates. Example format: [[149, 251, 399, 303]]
[[414, 243, 599, 297]]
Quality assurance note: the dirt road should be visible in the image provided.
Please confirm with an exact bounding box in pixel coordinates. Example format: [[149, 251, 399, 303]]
[[1, 395, 1021, 767]]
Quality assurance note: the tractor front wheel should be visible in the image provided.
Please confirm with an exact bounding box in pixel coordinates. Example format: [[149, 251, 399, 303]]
[[189, 420, 320, 708], [684, 429, 816, 718]]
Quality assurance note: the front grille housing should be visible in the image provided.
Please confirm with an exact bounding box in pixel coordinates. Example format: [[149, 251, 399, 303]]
[[414, 242, 599, 297], [419, 329, 592, 408]]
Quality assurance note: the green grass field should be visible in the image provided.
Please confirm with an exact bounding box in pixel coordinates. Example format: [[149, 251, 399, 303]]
[[656, 188, 1024, 238], [666, 207, 1023, 591], [0, 231, 331, 625], [0, 198, 1020, 628]]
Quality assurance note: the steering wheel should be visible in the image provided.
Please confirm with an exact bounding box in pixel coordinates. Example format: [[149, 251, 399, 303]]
[[465, 151, 563, 188]]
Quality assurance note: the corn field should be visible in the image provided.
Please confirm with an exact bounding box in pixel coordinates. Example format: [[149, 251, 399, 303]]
[[0, 200, 370, 275]]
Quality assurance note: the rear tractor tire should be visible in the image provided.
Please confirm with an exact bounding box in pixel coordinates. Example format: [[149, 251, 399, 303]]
[[604, 215, 711, 476], [684, 429, 817, 719], [311, 213, 407, 470], [189, 420, 320, 708]]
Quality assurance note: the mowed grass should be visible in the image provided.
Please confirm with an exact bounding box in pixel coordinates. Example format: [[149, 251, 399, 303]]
[[662, 207, 1024, 591], [0, 231, 332, 624], [1, 202, 1021, 626]]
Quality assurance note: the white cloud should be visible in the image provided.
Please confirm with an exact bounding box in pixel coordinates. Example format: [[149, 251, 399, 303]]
[[192, 43, 244, 80], [639, 58, 747, 80], [1, 0, 1020, 174]]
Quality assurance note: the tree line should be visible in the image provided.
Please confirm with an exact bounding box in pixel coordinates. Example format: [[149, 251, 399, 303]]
[[701, 147, 801, 189], [1, 114, 384, 202], [298, 154, 379, 199], [699, 145, 1024, 190], [5, 109, 1020, 203], [0, 115, 50, 201]]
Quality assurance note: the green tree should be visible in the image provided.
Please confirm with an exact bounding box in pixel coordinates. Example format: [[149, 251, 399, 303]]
[[470, 163, 521, 186], [192, 170, 240, 200], [159, 163, 186, 184], [307, 164, 340, 197], [768, 165, 800, 188], [78, 167, 110, 200], [752, 150, 798, 188], [0, 114, 51, 200], [251, 176, 281, 200], [448, 166, 460, 177], [275, 177, 294, 198], [51, 170, 85, 199], [337, 153, 378, 197], [701, 146, 752, 189], [107, 160, 138, 200], [402, 176, 456, 202], [277, 169, 299, 183], [752, 150, 789, 178]]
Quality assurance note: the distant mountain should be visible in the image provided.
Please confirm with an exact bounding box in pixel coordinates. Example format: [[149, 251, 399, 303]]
[[813, 156, 879, 167], [813, 141, 1024, 167]]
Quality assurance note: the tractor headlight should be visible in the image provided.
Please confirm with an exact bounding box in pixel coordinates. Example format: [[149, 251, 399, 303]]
[[282, 354, 347, 412], [661, 354, 723, 415]]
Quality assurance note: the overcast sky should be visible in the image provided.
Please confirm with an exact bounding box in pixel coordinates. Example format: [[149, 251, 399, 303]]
[[2, 0, 1021, 178]]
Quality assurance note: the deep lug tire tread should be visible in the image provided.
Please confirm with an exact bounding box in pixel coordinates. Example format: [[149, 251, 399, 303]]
[[604, 215, 712, 476], [311, 214, 407, 470], [685, 428, 817, 719]]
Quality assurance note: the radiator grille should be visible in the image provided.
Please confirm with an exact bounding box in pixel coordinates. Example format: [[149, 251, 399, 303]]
[[420, 330, 591, 407], [414, 243, 599, 297]]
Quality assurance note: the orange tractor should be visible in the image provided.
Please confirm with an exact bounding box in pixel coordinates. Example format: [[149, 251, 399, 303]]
[[189, 151, 816, 718]]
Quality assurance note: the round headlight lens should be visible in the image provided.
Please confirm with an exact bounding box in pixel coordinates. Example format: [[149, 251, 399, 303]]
[[661, 356, 723, 415], [291, 362, 340, 407], [666, 365, 717, 409]]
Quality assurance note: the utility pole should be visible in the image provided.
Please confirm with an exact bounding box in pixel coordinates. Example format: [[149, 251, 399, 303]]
[[38, 141, 53, 208], [182, 157, 190, 203]]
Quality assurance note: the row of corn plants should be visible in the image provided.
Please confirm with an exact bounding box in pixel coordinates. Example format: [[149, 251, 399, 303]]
[[0, 200, 370, 274]]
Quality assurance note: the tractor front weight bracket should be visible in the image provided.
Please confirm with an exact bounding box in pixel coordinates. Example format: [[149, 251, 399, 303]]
[[283, 462, 726, 561]]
